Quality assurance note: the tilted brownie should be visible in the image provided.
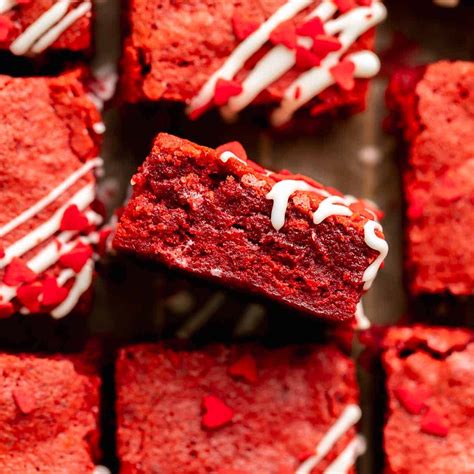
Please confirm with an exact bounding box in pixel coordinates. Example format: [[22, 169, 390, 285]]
[[386, 61, 474, 295], [116, 343, 365, 473], [0, 70, 107, 319], [113, 133, 388, 322], [0, 350, 101, 472], [382, 325, 474, 473], [121, 0, 386, 126], [0, 0, 93, 56]]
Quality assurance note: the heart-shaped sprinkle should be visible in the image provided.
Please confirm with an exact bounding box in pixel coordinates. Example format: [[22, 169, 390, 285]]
[[59, 243, 93, 273], [13, 388, 36, 414], [269, 20, 297, 50], [420, 408, 449, 437], [3, 258, 37, 286], [41, 277, 69, 307], [202, 395, 234, 430], [216, 142, 248, 162], [60, 205, 89, 232], [295, 46, 322, 70], [16, 282, 42, 313], [232, 14, 260, 41], [214, 78, 243, 106], [393, 386, 430, 415], [228, 354, 258, 383], [312, 34, 342, 57], [330, 60, 356, 91], [0, 15, 14, 42], [335, 0, 357, 12], [296, 17, 325, 39]]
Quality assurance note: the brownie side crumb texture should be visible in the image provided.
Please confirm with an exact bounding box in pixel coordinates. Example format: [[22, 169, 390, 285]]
[[0, 0, 93, 55], [382, 325, 474, 474], [0, 70, 104, 320], [0, 351, 101, 473], [120, 0, 385, 125], [116, 343, 362, 474], [386, 61, 474, 295], [113, 133, 387, 322]]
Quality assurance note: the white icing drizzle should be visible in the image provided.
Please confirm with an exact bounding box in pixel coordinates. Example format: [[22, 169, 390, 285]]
[[296, 404, 362, 474], [355, 301, 371, 330], [323, 435, 367, 474], [188, 0, 386, 123], [266, 179, 319, 231], [0, 158, 102, 238], [0, 0, 15, 15], [8, 0, 91, 56], [51, 260, 93, 319], [219, 151, 246, 165], [313, 195, 353, 225], [362, 220, 388, 290]]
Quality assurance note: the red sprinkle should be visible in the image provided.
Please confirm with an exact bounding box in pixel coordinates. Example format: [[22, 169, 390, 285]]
[[228, 354, 258, 383], [60, 205, 89, 232], [335, 0, 357, 12], [16, 282, 42, 313], [0, 301, 14, 319], [216, 141, 248, 162], [13, 388, 36, 414], [358, 0, 373, 5], [0, 246, 5, 259], [232, 14, 260, 41], [3, 258, 37, 286], [0, 15, 14, 42], [312, 34, 342, 57], [97, 228, 113, 256], [294, 86, 301, 100], [296, 17, 325, 38], [420, 408, 449, 437], [269, 20, 297, 50], [214, 78, 243, 106], [330, 60, 356, 91], [41, 277, 69, 307], [201, 395, 234, 430], [59, 243, 93, 273], [394, 386, 430, 415], [295, 46, 322, 70]]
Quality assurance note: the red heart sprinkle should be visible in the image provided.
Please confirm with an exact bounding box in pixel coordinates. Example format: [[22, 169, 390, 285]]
[[330, 60, 356, 91], [335, 0, 357, 12], [394, 386, 430, 415], [0, 302, 14, 318], [59, 243, 93, 273], [228, 354, 258, 383], [295, 46, 322, 70], [0, 15, 14, 42], [16, 282, 42, 313], [269, 20, 297, 50], [296, 17, 325, 38], [41, 277, 69, 307], [216, 142, 248, 162], [13, 388, 36, 414], [312, 34, 342, 57], [60, 205, 89, 232], [201, 395, 234, 430], [214, 78, 243, 106], [3, 258, 37, 286], [232, 14, 260, 41], [420, 408, 449, 437]]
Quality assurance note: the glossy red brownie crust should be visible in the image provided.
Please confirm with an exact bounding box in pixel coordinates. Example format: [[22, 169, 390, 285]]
[[0, 351, 101, 472], [0, 70, 104, 319], [0, 0, 93, 55], [386, 61, 474, 295], [121, 0, 385, 124], [382, 326, 474, 473], [113, 133, 387, 322], [116, 343, 363, 474]]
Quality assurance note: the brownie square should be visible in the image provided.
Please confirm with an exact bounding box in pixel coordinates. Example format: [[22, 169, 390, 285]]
[[116, 343, 365, 473], [121, 0, 386, 125], [0, 350, 101, 472], [382, 326, 474, 473], [386, 61, 474, 295], [0, 70, 104, 319]]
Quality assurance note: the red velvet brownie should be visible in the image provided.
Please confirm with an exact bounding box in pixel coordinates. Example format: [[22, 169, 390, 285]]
[[121, 0, 386, 126], [0, 70, 106, 319], [382, 326, 474, 473], [0, 350, 101, 472], [386, 61, 474, 295], [0, 0, 93, 56], [113, 133, 388, 322], [117, 343, 365, 473]]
